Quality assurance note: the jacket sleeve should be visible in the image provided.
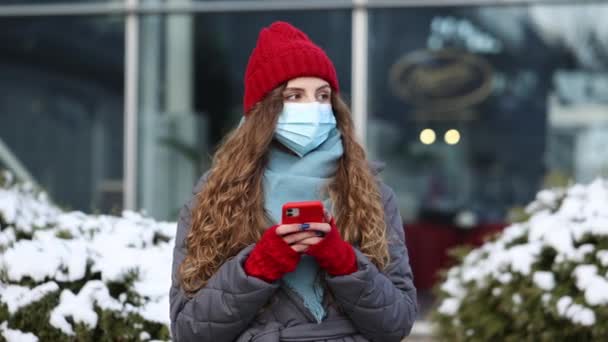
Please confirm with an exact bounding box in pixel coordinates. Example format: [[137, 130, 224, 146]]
[[325, 184, 418, 342], [169, 174, 280, 341]]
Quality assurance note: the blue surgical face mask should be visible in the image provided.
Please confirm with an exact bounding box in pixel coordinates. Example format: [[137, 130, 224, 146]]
[[275, 102, 337, 157]]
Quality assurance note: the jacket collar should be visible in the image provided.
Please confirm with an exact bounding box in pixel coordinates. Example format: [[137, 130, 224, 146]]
[[369, 160, 385, 176]]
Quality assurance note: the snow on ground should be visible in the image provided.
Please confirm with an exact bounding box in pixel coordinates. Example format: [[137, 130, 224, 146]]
[[573, 265, 608, 306], [0, 175, 178, 337], [598, 250, 608, 266], [532, 271, 555, 291], [0, 183, 60, 234], [2, 237, 88, 283], [50, 281, 124, 335], [0, 282, 59, 314], [0, 226, 16, 250], [437, 297, 460, 316], [1, 322, 39, 342], [436, 179, 608, 326], [556, 296, 596, 326]]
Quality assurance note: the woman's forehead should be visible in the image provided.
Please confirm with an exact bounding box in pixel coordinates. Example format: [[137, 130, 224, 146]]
[[285, 77, 330, 89]]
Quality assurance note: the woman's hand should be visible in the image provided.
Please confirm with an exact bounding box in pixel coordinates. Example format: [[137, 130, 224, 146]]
[[276, 222, 331, 253], [304, 211, 358, 276], [243, 225, 302, 282]]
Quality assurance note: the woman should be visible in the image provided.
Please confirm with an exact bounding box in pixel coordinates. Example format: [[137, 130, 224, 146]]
[[170, 21, 417, 342]]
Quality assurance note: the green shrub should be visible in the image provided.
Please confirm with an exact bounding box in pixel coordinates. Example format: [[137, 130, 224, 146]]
[[433, 179, 608, 341], [0, 171, 175, 341]]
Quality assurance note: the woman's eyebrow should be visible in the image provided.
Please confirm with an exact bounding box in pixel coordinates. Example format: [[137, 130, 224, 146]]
[[283, 85, 330, 93], [283, 87, 305, 92]]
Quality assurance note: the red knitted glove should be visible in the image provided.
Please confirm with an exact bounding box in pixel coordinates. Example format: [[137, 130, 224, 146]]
[[304, 219, 357, 276], [244, 225, 301, 282]]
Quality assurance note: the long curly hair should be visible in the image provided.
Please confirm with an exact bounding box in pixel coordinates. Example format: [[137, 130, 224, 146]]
[[179, 85, 390, 295]]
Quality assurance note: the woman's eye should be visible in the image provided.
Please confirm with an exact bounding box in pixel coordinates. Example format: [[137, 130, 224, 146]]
[[317, 93, 330, 102], [285, 94, 300, 101]]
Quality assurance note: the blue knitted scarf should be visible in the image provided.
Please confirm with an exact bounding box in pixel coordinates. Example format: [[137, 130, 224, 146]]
[[263, 128, 343, 323]]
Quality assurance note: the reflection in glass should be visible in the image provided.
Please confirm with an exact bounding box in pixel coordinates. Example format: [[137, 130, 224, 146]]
[[369, 3, 608, 222], [0, 16, 124, 213]]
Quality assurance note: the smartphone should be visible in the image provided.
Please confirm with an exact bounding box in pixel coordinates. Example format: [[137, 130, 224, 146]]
[[281, 201, 326, 225]]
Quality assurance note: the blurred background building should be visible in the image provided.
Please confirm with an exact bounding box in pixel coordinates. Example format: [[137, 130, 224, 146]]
[[2, 0, 608, 320]]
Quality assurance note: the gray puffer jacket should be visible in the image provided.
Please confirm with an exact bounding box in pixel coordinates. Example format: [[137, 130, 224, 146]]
[[169, 166, 417, 341]]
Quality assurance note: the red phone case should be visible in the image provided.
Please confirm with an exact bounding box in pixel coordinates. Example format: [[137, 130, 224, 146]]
[[281, 201, 325, 225]]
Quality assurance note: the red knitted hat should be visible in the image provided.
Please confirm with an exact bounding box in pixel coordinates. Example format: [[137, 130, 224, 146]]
[[243, 21, 340, 115]]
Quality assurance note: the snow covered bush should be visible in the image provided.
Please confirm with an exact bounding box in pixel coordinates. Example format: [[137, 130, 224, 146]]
[[0, 171, 175, 341], [433, 179, 608, 341]]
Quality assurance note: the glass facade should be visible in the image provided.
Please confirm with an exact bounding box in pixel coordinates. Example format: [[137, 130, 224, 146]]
[[3, 0, 121, 3], [367, 3, 608, 224], [0, 15, 124, 213], [2, 0, 608, 318]]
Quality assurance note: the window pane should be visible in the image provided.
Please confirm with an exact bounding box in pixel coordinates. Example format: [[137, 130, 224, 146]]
[[137, 11, 351, 220], [0, 15, 124, 213], [1, 0, 122, 4], [367, 1, 608, 311]]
